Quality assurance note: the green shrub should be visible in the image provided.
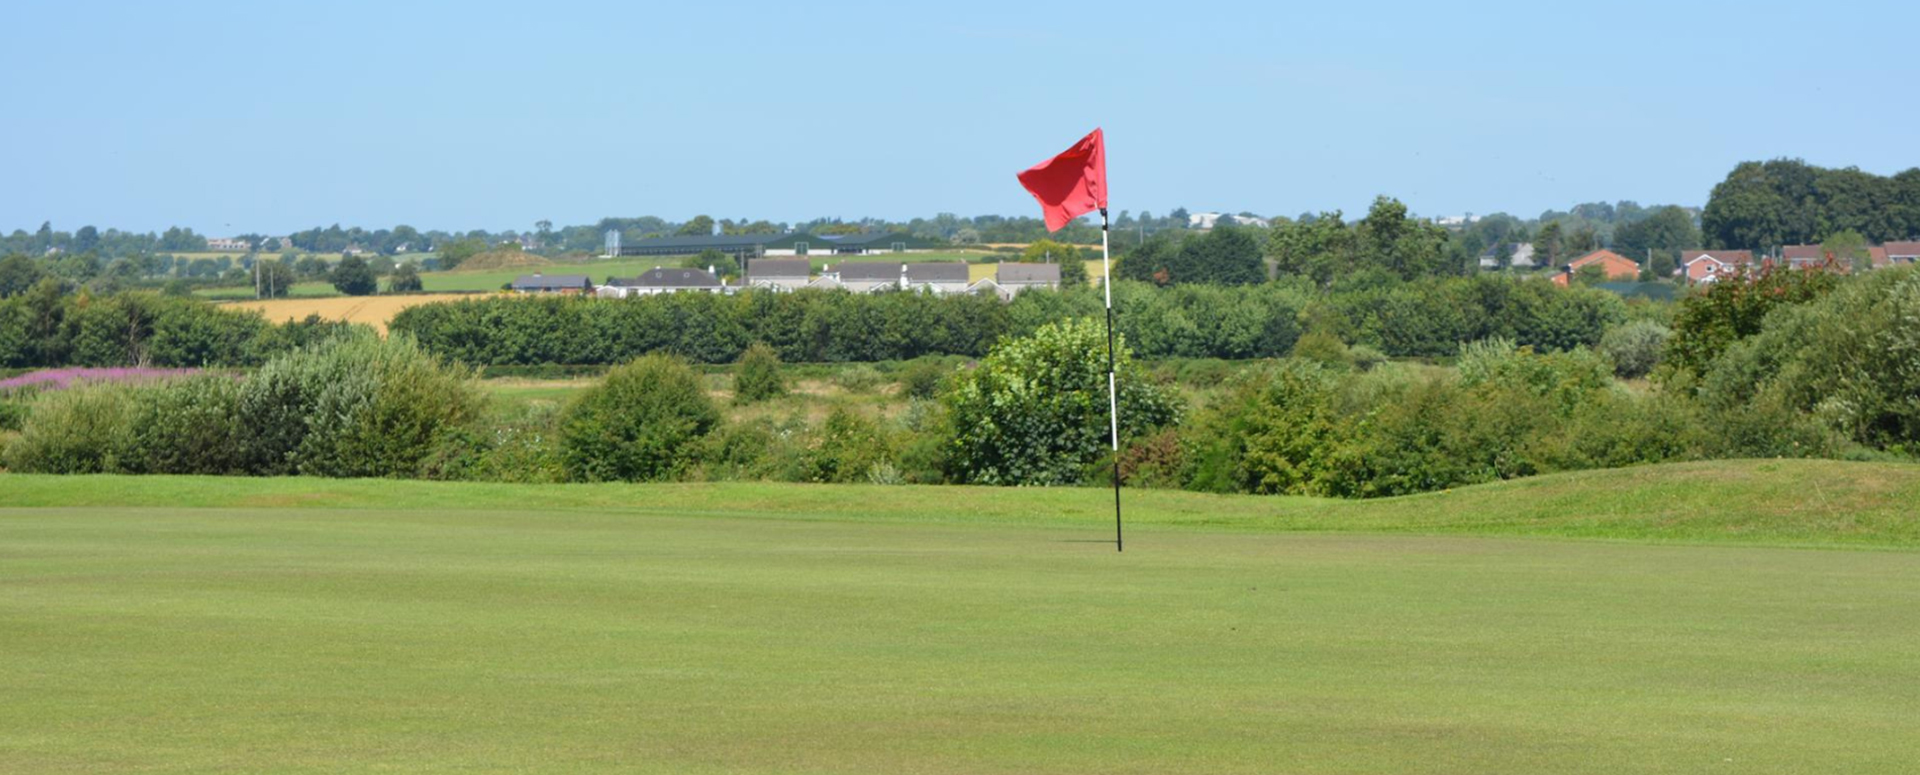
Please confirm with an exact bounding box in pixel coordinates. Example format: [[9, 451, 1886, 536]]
[[945, 318, 1181, 485], [732, 342, 786, 404], [559, 354, 720, 482], [2, 383, 139, 473], [896, 357, 950, 399], [833, 364, 884, 393], [798, 407, 893, 483], [1184, 359, 1344, 495], [1696, 266, 1920, 452], [1290, 328, 1351, 368], [1600, 320, 1671, 379], [127, 374, 246, 474]]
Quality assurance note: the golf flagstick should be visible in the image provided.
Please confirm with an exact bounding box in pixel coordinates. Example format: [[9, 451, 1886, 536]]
[[1014, 128, 1117, 551], [1101, 207, 1122, 552]]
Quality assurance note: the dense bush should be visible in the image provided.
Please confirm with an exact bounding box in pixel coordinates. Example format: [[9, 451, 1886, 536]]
[[1, 382, 140, 473], [1696, 266, 1920, 451], [1662, 264, 1837, 381], [0, 289, 352, 369], [1183, 344, 1716, 498], [559, 355, 721, 482], [945, 318, 1181, 485], [3, 332, 480, 477], [731, 342, 786, 404], [1599, 320, 1671, 379]]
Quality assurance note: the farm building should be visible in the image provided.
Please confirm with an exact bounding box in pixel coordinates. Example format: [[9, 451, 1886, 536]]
[[510, 274, 594, 294], [817, 232, 942, 255], [614, 233, 814, 260], [598, 267, 725, 298]]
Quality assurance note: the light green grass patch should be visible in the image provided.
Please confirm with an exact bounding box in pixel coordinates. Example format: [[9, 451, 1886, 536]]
[[2, 461, 1918, 773]]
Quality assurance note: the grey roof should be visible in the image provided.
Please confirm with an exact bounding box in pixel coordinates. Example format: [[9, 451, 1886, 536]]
[[624, 234, 787, 250], [822, 231, 940, 249], [835, 262, 904, 281], [904, 262, 969, 283], [996, 263, 1061, 284], [617, 267, 722, 288], [511, 273, 593, 290], [746, 258, 811, 279]]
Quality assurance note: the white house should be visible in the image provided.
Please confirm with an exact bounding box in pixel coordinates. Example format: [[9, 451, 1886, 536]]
[[902, 263, 971, 294], [599, 266, 726, 297], [829, 262, 904, 293]]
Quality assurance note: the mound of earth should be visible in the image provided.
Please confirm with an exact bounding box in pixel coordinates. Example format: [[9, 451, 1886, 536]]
[[455, 250, 551, 272]]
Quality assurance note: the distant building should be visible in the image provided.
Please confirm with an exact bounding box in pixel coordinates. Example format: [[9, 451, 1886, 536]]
[[817, 232, 942, 255], [1681, 250, 1754, 284], [599, 266, 725, 297], [903, 262, 972, 294], [742, 258, 812, 291], [1551, 249, 1641, 286], [1188, 212, 1269, 229], [993, 262, 1061, 298], [1478, 243, 1537, 270], [615, 233, 812, 260], [1885, 241, 1920, 265], [510, 273, 594, 294], [1779, 244, 1891, 273], [828, 262, 905, 293], [206, 237, 251, 252]]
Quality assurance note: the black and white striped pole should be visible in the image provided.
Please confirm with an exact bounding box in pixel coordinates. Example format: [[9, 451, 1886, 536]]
[[1101, 207, 1121, 552]]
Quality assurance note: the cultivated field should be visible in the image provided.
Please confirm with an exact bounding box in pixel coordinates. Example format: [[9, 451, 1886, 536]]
[[2, 460, 1917, 773], [228, 293, 480, 333]]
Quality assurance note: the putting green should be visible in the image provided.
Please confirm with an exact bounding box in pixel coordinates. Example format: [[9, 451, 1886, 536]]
[[2, 473, 1917, 773]]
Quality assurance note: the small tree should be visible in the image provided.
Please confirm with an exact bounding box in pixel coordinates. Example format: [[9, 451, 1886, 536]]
[[685, 248, 738, 279], [732, 342, 786, 404], [330, 255, 377, 296], [944, 318, 1181, 485], [388, 263, 423, 293], [255, 259, 298, 298], [559, 355, 721, 482]]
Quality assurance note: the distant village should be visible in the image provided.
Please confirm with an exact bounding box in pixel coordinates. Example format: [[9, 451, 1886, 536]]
[[510, 231, 1061, 301]]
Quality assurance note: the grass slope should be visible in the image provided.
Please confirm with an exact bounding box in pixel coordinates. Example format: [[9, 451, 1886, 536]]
[[3, 460, 1917, 773], [5, 459, 1917, 548]]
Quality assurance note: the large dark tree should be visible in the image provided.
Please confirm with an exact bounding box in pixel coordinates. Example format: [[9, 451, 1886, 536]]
[[330, 255, 377, 296]]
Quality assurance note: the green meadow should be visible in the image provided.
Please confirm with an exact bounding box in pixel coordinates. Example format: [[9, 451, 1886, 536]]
[[3, 460, 1917, 773]]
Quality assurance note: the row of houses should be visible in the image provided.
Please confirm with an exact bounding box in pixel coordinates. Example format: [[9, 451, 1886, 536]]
[[1681, 241, 1920, 283], [603, 232, 944, 260], [1484, 241, 1920, 286], [511, 260, 1063, 302]]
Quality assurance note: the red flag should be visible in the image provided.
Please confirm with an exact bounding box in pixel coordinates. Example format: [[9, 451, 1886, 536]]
[[1017, 128, 1107, 232]]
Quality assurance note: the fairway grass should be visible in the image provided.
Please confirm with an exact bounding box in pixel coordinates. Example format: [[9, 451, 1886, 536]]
[[3, 460, 1918, 773]]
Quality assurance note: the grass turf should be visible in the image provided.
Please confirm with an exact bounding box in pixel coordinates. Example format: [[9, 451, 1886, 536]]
[[2, 460, 1918, 773]]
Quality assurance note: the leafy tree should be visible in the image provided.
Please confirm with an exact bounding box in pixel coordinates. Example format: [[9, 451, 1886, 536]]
[[559, 355, 720, 481], [676, 215, 716, 237], [685, 249, 738, 278], [943, 318, 1181, 485], [1532, 221, 1564, 268], [0, 254, 46, 298], [388, 263, 423, 293], [1662, 263, 1838, 382], [1268, 212, 1356, 287], [1821, 229, 1871, 273], [255, 259, 297, 298], [437, 238, 486, 271], [731, 342, 786, 404], [1356, 197, 1450, 279], [330, 255, 378, 296], [1613, 205, 1699, 275]]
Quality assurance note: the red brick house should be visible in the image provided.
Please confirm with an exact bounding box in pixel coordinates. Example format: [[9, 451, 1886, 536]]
[[1551, 249, 1641, 286], [1681, 250, 1754, 284]]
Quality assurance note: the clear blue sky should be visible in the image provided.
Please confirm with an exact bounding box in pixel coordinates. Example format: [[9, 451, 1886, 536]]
[[6, 0, 1917, 235]]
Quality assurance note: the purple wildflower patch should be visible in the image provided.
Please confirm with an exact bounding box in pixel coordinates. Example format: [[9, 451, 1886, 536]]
[[0, 367, 203, 394]]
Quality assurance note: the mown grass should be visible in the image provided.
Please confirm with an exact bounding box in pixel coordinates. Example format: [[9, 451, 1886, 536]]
[[2, 461, 1917, 773]]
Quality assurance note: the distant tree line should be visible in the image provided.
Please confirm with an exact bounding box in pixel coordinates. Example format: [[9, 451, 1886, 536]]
[[0, 283, 353, 369], [1701, 158, 1920, 250]]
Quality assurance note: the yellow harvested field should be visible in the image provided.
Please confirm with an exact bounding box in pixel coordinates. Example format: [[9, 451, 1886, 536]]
[[226, 293, 482, 333]]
